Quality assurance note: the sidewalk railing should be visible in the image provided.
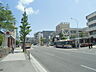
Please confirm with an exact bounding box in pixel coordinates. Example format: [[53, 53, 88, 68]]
[[0, 47, 11, 58]]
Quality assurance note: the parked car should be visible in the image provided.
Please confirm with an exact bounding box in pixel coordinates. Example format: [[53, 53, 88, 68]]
[[80, 43, 91, 47]]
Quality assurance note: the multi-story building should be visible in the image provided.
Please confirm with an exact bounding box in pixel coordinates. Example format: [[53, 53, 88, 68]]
[[25, 37, 32, 43], [86, 11, 96, 43], [42, 31, 54, 39], [34, 31, 54, 45], [56, 22, 70, 34], [56, 22, 83, 40], [86, 11, 96, 37], [34, 32, 43, 45]]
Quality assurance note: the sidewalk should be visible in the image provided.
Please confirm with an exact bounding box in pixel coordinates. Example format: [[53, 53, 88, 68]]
[[0, 47, 36, 72]]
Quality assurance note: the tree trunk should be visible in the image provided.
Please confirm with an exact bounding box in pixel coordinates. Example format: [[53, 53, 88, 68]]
[[22, 36, 26, 52]]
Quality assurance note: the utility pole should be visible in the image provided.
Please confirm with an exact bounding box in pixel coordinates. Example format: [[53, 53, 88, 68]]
[[71, 18, 79, 48]]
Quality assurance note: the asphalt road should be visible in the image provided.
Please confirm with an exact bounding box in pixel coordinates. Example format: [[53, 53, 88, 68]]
[[31, 46, 96, 72]]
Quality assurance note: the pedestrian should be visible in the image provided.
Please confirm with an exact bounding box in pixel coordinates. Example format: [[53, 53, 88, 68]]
[[90, 43, 93, 48], [89, 43, 91, 49], [11, 45, 14, 54]]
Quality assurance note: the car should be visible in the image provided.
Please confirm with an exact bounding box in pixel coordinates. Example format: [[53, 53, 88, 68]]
[[80, 43, 92, 47]]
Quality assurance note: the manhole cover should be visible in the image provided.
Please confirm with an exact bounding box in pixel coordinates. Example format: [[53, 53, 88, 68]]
[[0, 69, 3, 71]]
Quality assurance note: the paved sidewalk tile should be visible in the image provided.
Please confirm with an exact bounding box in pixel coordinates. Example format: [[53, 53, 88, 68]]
[[0, 48, 37, 72], [2, 53, 26, 62]]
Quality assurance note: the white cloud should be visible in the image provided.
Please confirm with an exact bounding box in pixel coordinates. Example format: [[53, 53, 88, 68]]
[[20, 0, 34, 5], [26, 7, 34, 15], [16, 0, 39, 15], [16, 2, 24, 12]]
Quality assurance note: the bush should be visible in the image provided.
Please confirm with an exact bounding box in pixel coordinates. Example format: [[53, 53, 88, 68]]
[[16, 40, 20, 45], [0, 34, 4, 46]]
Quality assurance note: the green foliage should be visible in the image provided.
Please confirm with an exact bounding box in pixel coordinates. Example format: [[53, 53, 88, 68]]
[[70, 35, 76, 39], [19, 11, 32, 52], [0, 34, 4, 46], [40, 37, 45, 45], [59, 32, 67, 40], [79, 32, 84, 37], [0, 3, 16, 30], [16, 40, 20, 45]]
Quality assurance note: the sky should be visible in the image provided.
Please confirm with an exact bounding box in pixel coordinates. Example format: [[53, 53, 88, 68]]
[[0, 0, 96, 37]]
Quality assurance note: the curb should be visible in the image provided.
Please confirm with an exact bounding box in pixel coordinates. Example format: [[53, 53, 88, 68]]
[[30, 54, 48, 72]]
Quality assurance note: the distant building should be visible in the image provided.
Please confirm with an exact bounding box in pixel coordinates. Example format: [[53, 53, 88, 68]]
[[34, 31, 54, 45], [56, 22, 83, 40], [34, 32, 43, 45], [16, 29, 19, 41], [56, 22, 70, 34], [25, 37, 32, 43], [42, 31, 54, 39]]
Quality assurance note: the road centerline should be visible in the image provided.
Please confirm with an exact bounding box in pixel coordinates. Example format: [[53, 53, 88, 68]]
[[81, 65, 96, 71]]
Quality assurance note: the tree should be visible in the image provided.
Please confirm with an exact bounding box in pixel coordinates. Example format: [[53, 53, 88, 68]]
[[19, 11, 31, 52], [0, 34, 4, 46], [40, 37, 44, 46], [59, 32, 67, 40], [16, 40, 20, 45], [0, 3, 16, 31]]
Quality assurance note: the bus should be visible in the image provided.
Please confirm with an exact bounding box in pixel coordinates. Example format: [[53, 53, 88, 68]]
[[20, 42, 32, 49], [25, 42, 32, 49], [54, 40, 75, 48]]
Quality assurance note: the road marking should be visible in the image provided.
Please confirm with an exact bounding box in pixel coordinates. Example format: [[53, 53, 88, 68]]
[[55, 48, 77, 51], [81, 65, 96, 71], [44, 52, 55, 56], [71, 51, 96, 55], [30, 54, 48, 72]]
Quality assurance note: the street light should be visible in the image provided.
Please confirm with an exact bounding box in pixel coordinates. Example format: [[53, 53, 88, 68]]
[[70, 18, 80, 48]]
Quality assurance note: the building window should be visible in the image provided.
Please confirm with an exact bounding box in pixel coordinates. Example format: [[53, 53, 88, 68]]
[[88, 16, 96, 22], [89, 23, 96, 28], [70, 30, 76, 33], [90, 31, 96, 35]]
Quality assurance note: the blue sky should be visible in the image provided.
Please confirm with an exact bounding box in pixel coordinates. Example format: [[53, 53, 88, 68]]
[[1, 0, 96, 37]]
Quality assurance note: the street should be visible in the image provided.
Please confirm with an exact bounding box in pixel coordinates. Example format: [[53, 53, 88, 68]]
[[30, 46, 96, 72]]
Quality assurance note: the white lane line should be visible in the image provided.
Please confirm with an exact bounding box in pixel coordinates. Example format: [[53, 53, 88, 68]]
[[81, 65, 96, 71], [71, 51, 96, 55], [30, 54, 48, 72], [44, 52, 55, 56]]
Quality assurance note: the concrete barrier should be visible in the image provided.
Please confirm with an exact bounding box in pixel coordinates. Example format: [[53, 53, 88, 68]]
[[0, 47, 11, 58]]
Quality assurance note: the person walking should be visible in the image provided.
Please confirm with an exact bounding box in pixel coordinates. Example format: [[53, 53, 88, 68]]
[[11, 45, 14, 54], [89, 43, 91, 49], [90, 43, 93, 48]]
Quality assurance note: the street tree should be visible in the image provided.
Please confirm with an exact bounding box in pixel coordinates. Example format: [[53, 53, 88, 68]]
[[20, 10, 32, 52], [0, 3, 16, 31], [0, 3, 16, 47]]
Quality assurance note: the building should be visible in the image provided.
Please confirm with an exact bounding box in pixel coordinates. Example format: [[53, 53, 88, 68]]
[[56, 22, 70, 34], [56, 22, 83, 40], [86, 11, 96, 37], [34, 32, 43, 45], [42, 31, 54, 39], [25, 37, 32, 43], [86, 11, 96, 43], [34, 31, 54, 45]]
